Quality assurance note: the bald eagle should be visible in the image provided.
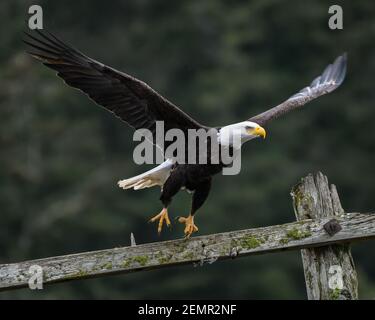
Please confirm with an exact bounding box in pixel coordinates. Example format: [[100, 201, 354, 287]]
[[24, 30, 347, 237]]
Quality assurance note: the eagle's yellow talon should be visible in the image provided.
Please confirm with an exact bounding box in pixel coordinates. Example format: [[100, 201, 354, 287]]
[[149, 208, 171, 234], [178, 215, 198, 238]]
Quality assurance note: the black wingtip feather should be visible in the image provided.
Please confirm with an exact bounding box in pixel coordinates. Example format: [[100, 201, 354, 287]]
[[23, 38, 60, 57]]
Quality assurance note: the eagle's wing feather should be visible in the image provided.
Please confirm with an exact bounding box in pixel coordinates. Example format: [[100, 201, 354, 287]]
[[249, 54, 347, 126], [24, 30, 205, 137]]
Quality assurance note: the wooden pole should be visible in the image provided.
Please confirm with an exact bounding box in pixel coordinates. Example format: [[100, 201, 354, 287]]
[[291, 172, 358, 300]]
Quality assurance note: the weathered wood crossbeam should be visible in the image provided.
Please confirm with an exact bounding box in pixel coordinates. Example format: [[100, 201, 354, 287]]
[[1, 212, 374, 291]]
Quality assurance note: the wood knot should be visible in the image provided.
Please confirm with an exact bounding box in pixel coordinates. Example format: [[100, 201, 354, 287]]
[[323, 219, 342, 236]]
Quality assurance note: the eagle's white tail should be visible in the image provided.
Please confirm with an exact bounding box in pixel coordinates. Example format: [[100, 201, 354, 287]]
[[118, 159, 174, 190]]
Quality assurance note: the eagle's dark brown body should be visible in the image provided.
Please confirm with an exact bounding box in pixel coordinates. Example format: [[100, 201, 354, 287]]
[[161, 163, 223, 216]]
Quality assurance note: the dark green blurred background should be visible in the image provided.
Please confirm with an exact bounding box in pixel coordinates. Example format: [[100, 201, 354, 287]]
[[1, 0, 374, 299]]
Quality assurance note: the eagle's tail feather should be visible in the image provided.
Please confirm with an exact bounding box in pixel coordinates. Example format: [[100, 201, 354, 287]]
[[118, 159, 174, 190]]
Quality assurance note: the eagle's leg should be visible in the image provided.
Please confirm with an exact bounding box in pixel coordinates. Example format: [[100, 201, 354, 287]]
[[149, 208, 171, 234], [178, 215, 198, 238], [179, 178, 212, 238], [149, 170, 184, 235]]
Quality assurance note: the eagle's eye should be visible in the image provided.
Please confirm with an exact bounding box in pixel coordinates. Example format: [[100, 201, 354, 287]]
[[245, 126, 255, 135]]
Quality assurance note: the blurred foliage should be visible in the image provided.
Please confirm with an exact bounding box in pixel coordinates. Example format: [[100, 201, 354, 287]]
[[0, 0, 375, 299]]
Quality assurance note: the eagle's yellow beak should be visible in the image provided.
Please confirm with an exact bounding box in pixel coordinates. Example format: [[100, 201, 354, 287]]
[[249, 126, 266, 139]]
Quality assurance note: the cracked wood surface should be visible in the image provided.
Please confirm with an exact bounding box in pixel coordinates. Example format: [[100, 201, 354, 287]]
[[292, 172, 359, 300]]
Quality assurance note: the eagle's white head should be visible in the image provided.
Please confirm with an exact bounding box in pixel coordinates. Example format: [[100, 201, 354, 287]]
[[218, 121, 266, 147]]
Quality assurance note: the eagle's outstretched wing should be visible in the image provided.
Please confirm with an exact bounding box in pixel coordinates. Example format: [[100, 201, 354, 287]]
[[24, 30, 206, 137], [249, 54, 347, 126]]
